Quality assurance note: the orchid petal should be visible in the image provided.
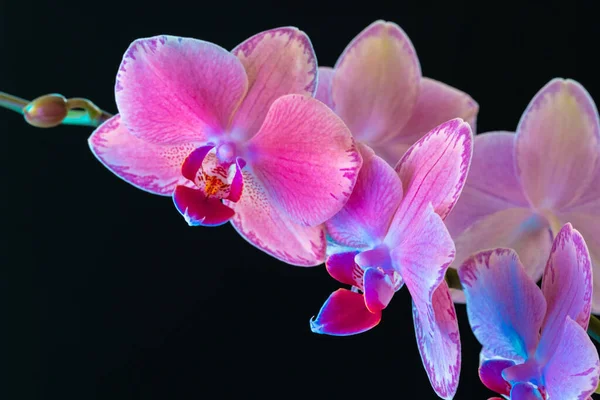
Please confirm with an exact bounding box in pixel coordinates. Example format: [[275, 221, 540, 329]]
[[331, 20, 421, 144], [326, 145, 403, 248], [172, 185, 234, 226], [459, 248, 547, 361], [310, 289, 381, 335], [227, 158, 245, 203], [479, 359, 514, 396], [363, 267, 395, 312], [369, 141, 412, 167], [325, 251, 362, 288], [315, 67, 334, 109], [451, 208, 553, 295], [88, 114, 195, 196], [231, 27, 317, 139], [397, 77, 479, 145], [412, 281, 461, 399], [226, 171, 326, 266], [445, 132, 529, 237], [181, 145, 215, 182], [115, 36, 248, 145], [542, 317, 600, 400], [509, 383, 544, 400], [394, 118, 473, 222], [247, 94, 361, 227], [515, 79, 600, 210]]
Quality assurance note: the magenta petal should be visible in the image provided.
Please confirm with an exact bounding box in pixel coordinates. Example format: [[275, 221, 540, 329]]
[[232, 27, 317, 139], [115, 36, 248, 145], [310, 289, 381, 336], [394, 118, 473, 221], [515, 79, 600, 210], [181, 145, 214, 181], [445, 132, 529, 237], [542, 317, 600, 400], [510, 383, 544, 400], [412, 281, 461, 399], [226, 171, 326, 266], [227, 158, 245, 202], [458, 249, 547, 361], [331, 20, 421, 144], [326, 251, 362, 287], [537, 223, 593, 363], [248, 94, 361, 227], [88, 114, 194, 196], [172, 185, 234, 226], [479, 359, 514, 396], [363, 267, 395, 312], [315, 66, 334, 109], [326, 145, 403, 248]]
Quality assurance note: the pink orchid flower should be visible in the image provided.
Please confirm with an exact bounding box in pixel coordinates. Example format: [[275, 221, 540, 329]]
[[88, 28, 362, 266], [310, 118, 473, 399], [459, 223, 599, 400], [315, 20, 478, 166], [445, 78, 600, 310]]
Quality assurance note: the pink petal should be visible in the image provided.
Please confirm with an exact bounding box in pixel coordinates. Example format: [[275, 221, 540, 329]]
[[452, 208, 553, 291], [231, 27, 317, 140], [315, 66, 334, 109], [325, 145, 403, 248], [369, 141, 412, 167], [326, 251, 363, 288], [479, 359, 514, 396], [394, 118, 473, 222], [458, 249, 547, 362], [247, 94, 361, 227], [227, 158, 245, 202], [115, 36, 248, 145], [331, 20, 421, 145], [386, 77, 479, 163], [172, 185, 234, 226], [412, 281, 461, 399], [225, 171, 326, 266], [445, 132, 529, 238], [515, 79, 600, 210], [88, 114, 194, 196], [363, 267, 395, 312], [542, 317, 600, 400], [537, 224, 593, 361], [559, 211, 600, 313], [509, 383, 544, 400], [310, 289, 382, 335], [181, 145, 215, 181]]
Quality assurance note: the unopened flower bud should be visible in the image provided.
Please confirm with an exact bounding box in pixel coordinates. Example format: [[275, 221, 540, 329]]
[[24, 94, 68, 128]]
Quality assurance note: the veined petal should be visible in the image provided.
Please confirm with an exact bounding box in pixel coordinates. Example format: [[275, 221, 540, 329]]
[[542, 317, 600, 400], [458, 249, 547, 361], [115, 36, 248, 145], [412, 282, 461, 400], [515, 79, 600, 210], [479, 359, 514, 396], [315, 67, 334, 109], [310, 289, 381, 335], [397, 77, 479, 146], [172, 185, 234, 226], [363, 267, 395, 312], [326, 145, 403, 248], [247, 94, 361, 227], [325, 251, 362, 287], [226, 171, 326, 266], [88, 114, 194, 196], [451, 208, 553, 287], [331, 20, 421, 144], [537, 223, 593, 362], [445, 132, 529, 237], [231, 27, 317, 140], [394, 118, 473, 222]]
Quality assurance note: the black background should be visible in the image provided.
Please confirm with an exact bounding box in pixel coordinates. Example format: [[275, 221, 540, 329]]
[[3, 1, 600, 399]]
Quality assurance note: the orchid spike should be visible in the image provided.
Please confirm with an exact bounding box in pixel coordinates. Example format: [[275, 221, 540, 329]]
[[315, 20, 478, 166], [459, 223, 600, 399], [88, 29, 362, 266], [310, 118, 473, 399], [445, 78, 600, 311]]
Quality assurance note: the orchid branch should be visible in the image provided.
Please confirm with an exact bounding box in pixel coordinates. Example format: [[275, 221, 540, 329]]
[[0, 91, 112, 128]]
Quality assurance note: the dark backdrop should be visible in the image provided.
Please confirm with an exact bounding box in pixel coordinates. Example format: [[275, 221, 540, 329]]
[[3, 1, 599, 399]]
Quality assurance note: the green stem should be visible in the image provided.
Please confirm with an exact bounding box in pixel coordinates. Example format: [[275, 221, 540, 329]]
[[588, 315, 600, 344]]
